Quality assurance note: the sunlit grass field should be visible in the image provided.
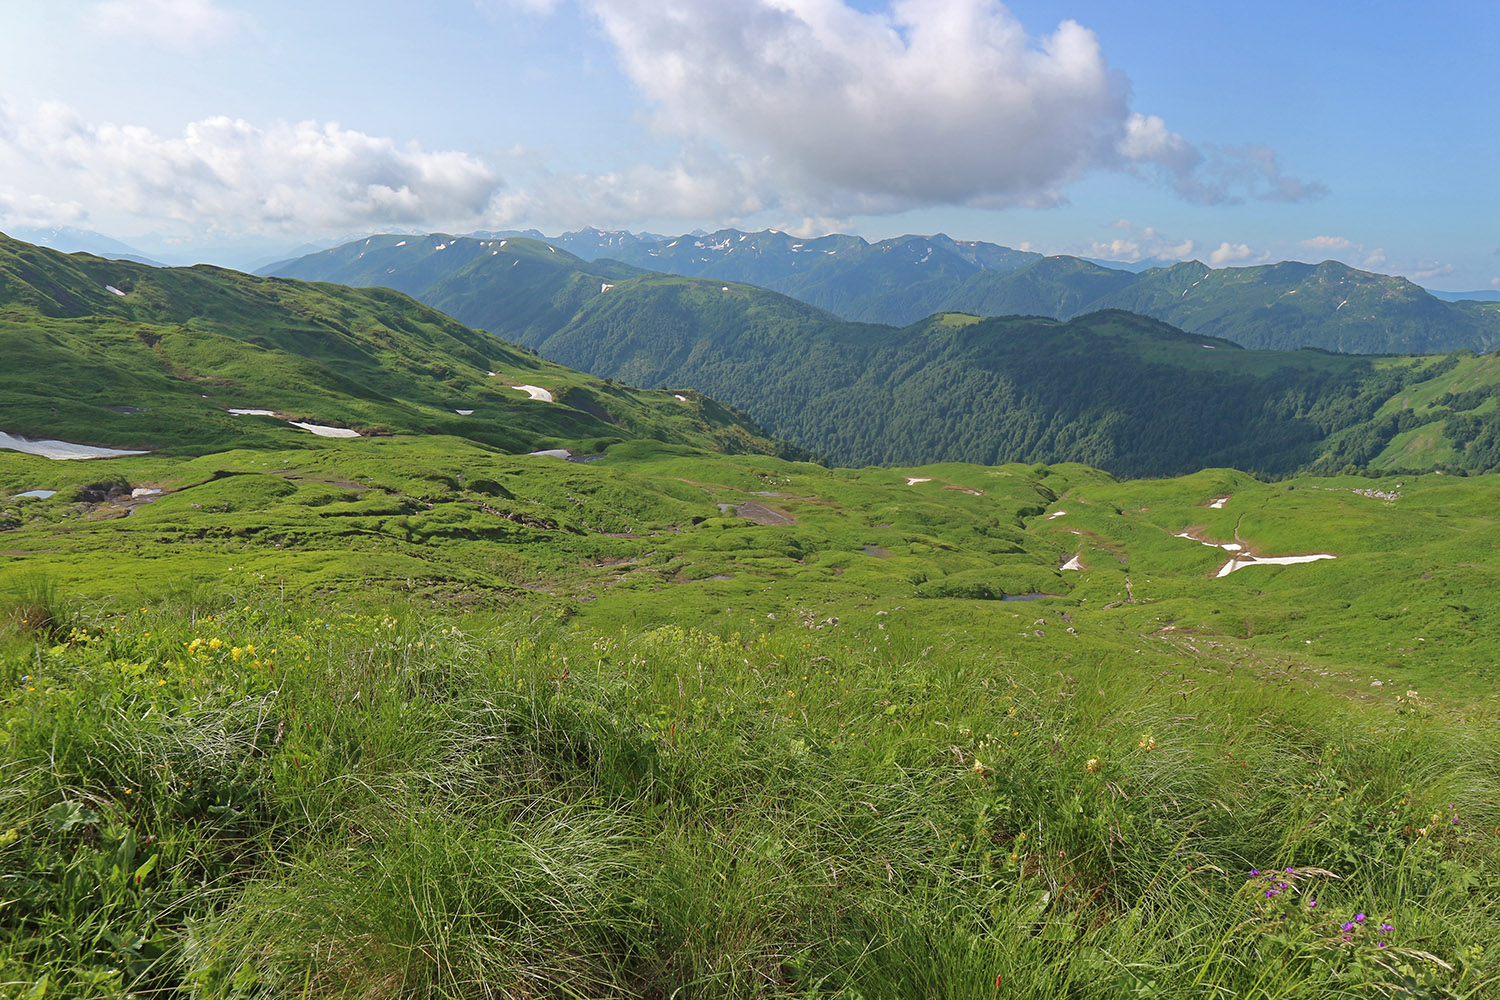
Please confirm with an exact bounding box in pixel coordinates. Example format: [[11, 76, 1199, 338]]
[[2, 440, 1497, 998]]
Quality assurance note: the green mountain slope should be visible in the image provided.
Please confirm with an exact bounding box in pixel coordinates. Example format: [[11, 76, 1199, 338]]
[[0, 232, 794, 460], [260, 233, 1500, 476], [523, 275, 1437, 476], [580, 228, 1500, 352]]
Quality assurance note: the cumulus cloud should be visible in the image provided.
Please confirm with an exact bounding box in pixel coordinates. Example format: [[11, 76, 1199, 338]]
[[0, 189, 88, 230], [1361, 248, 1388, 270], [88, 0, 253, 51], [1085, 218, 1194, 263], [0, 101, 501, 236], [1301, 235, 1354, 251], [1208, 241, 1255, 266], [1409, 262, 1455, 281], [589, 0, 1128, 214], [581, 0, 1324, 217]]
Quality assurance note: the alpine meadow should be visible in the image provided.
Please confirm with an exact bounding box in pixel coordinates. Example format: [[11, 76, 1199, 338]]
[[2, 2, 1498, 999]]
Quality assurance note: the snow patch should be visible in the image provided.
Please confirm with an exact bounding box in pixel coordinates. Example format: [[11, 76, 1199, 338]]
[[905, 477, 933, 485], [131, 488, 162, 498], [12, 490, 56, 499], [0, 431, 149, 460], [1046, 510, 1067, 519], [601, 282, 614, 292], [104, 284, 126, 296], [455, 409, 474, 416], [673, 394, 688, 402], [1060, 555, 1085, 571], [289, 422, 360, 438], [513, 385, 554, 403], [528, 449, 571, 459], [1208, 496, 1230, 509], [395, 240, 406, 247], [228, 408, 277, 416], [1216, 553, 1335, 577]]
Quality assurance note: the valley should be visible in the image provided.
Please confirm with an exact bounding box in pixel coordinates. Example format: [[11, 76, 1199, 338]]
[[1, 234, 1496, 998]]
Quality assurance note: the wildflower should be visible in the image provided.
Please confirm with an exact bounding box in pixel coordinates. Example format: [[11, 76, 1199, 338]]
[[208, 638, 223, 650], [1379, 923, 1393, 933], [231, 646, 243, 662], [1249, 869, 1259, 876], [1354, 913, 1366, 924], [1138, 731, 1157, 751], [1342, 922, 1355, 932], [972, 759, 992, 780], [1086, 758, 1102, 774], [1265, 889, 1278, 898], [1308, 898, 1317, 908]]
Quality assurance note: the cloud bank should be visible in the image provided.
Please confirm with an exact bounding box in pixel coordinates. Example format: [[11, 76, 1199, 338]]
[[88, 0, 253, 51], [0, 102, 499, 235], [585, 0, 1325, 215]]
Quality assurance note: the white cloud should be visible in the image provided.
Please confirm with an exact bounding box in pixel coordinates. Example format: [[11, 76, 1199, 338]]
[[580, 0, 1321, 218], [0, 189, 88, 229], [589, 0, 1126, 214], [1209, 241, 1255, 266], [1409, 262, 1454, 281], [1361, 248, 1388, 270], [88, 0, 253, 51], [1085, 219, 1193, 263], [0, 102, 501, 236], [1300, 235, 1353, 251], [1118, 117, 1327, 205], [1490, 277, 1500, 289]]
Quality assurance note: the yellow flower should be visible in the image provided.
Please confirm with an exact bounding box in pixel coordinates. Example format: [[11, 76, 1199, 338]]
[[208, 638, 223, 650], [231, 647, 243, 662], [1086, 758, 1102, 774], [1138, 732, 1158, 752]]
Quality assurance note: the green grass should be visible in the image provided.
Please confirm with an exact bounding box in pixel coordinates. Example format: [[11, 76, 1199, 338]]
[[1, 582, 1494, 998], [1, 438, 1498, 997]]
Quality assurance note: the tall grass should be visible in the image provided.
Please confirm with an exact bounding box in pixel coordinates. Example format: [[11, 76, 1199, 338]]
[[1, 585, 1494, 997]]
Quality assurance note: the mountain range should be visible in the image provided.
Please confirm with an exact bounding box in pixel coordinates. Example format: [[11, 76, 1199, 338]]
[[270, 228, 1500, 356], [260, 233, 1500, 476]]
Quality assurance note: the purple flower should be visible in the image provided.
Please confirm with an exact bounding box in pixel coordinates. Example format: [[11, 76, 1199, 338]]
[[1249, 869, 1259, 876], [1265, 889, 1279, 898], [1278, 882, 1289, 889], [1341, 922, 1355, 932], [1377, 942, 1388, 948], [1355, 913, 1367, 924], [1379, 923, 1393, 933], [1308, 899, 1317, 908], [1284, 867, 1294, 873]]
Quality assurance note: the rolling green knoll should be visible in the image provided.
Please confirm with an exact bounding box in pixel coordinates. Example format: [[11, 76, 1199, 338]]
[[0, 232, 793, 460], [1, 438, 1497, 998]]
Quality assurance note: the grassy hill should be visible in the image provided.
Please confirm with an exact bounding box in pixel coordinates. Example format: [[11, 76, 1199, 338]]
[[0, 232, 794, 460], [1, 432, 1496, 998]]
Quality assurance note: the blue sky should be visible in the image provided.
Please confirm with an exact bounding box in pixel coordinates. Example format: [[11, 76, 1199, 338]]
[[0, 0, 1494, 289]]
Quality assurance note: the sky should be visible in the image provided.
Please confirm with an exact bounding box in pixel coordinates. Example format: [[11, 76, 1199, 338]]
[[0, 0, 1494, 289]]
